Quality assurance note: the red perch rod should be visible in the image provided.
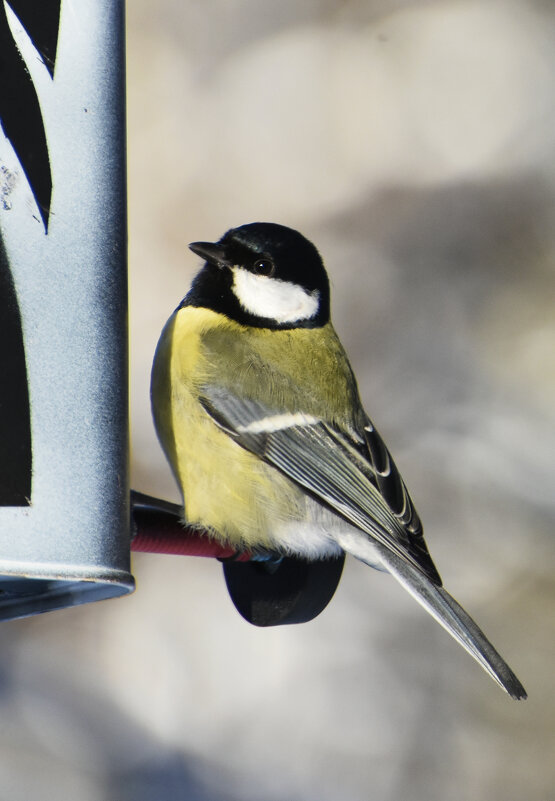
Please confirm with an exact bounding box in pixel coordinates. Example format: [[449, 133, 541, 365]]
[[130, 492, 251, 561]]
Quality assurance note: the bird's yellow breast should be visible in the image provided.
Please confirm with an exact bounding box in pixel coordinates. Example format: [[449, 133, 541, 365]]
[[151, 305, 359, 550]]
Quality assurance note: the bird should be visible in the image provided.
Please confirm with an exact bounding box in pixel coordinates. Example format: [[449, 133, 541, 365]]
[[151, 221, 526, 700]]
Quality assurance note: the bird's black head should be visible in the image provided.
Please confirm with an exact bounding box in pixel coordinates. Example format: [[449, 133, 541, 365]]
[[181, 222, 330, 329]]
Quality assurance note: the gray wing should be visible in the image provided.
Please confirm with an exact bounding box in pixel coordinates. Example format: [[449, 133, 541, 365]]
[[200, 384, 527, 699], [200, 383, 440, 583]]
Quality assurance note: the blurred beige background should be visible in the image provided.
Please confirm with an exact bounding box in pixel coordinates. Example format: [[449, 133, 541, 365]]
[[2, 1, 555, 799]]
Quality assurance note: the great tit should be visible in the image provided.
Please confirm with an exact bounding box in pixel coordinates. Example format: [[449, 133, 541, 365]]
[[151, 221, 526, 700]]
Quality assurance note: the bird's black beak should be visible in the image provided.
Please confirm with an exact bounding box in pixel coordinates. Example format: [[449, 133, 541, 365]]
[[189, 241, 230, 268]]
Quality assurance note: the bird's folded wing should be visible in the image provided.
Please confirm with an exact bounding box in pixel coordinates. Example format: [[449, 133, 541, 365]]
[[200, 385, 527, 699], [200, 384, 435, 581]]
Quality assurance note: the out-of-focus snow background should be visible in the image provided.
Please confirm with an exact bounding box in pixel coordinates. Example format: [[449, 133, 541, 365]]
[[2, 1, 555, 799]]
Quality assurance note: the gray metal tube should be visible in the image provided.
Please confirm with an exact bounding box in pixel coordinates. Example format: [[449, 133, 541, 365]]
[[0, 0, 134, 618]]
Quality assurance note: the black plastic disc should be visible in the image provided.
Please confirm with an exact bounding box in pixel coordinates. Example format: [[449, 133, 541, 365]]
[[223, 553, 345, 626]]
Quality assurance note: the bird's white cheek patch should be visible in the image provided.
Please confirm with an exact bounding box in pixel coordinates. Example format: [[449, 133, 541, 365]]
[[231, 268, 319, 323]]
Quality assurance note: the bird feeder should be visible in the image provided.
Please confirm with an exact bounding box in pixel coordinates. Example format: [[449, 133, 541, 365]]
[[0, 0, 134, 618]]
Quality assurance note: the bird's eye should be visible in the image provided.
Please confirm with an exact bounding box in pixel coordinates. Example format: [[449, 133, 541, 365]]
[[252, 258, 275, 277]]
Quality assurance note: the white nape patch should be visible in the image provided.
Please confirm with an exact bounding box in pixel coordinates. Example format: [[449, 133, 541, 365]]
[[231, 267, 319, 323], [237, 412, 319, 434]]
